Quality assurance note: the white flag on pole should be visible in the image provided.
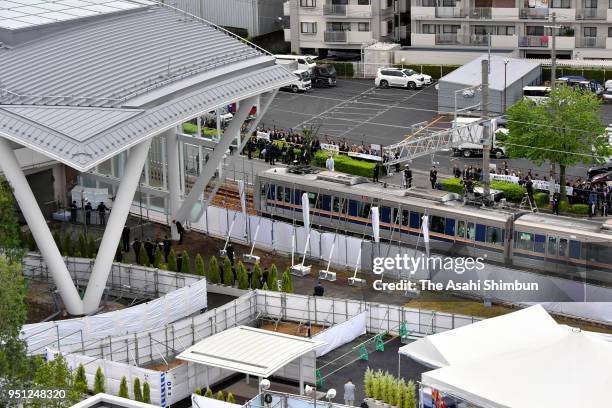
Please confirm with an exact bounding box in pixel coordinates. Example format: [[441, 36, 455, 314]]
[[371, 206, 380, 243], [302, 192, 310, 235], [238, 180, 246, 215], [421, 214, 430, 243]]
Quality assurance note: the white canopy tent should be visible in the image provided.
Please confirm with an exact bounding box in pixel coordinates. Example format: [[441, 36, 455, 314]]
[[398, 305, 564, 368], [177, 326, 324, 394], [421, 328, 612, 408]]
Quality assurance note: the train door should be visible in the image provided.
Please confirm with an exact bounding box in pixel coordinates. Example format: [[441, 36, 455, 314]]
[[547, 234, 569, 262]]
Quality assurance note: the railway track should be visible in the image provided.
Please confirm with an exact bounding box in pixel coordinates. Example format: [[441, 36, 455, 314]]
[[206, 183, 256, 214]]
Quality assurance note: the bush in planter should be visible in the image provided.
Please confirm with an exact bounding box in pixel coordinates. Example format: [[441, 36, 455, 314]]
[[153, 246, 163, 268], [222, 256, 234, 286], [63, 233, 74, 257], [181, 250, 191, 274], [167, 249, 178, 272], [227, 393, 236, 404], [440, 177, 465, 195], [251, 264, 262, 289], [534, 192, 550, 207], [118, 376, 129, 398], [139, 244, 149, 267], [195, 254, 205, 276], [77, 233, 87, 258], [72, 363, 88, 399], [236, 261, 249, 289], [267, 264, 279, 291], [143, 382, 151, 403], [396, 379, 406, 408], [93, 366, 105, 394], [388, 378, 398, 407], [383, 373, 394, 405], [182, 122, 198, 134], [204, 387, 213, 398], [403, 380, 416, 408], [216, 391, 224, 400], [53, 231, 61, 252], [372, 370, 384, 401], [194, 387, 202, 396], [281, 268, 293, 293], [490, 180, 526, 202], [262, 282, 269, 290], [88, 235, 97, 258], [364, 367, 374, 400], [208, 256, 221, 284], [133, 377, 143, 402]]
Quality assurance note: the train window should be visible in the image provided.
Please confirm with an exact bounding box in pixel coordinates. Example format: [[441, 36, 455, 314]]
[[348, 200, 359, 216], [381, 207, 391, 223], [456, 220, 466, 238], [284, 187, 291, 203], [559, 238, 568, 257], [276, 186, 283, 201], [547, 236, 557, 255], [261, 183, 267, 197], [445, 218, 455, 236], [518, 232, 534, 251], [362, 203, 372, 219], [321, 195, 331, 211], [590, 243, 612, 263], [486, 226, 502, 246], [333, 197, 347, 214], [534, 234, 545, 253], [294, 189, 302, 204], [308, 192, 317, 208], [410, 211, 422, 229], [467, 222, 475, 240], [475, 224, 486, 242], [268, 184, 275, 200], [430, 215, 445, 234], [401, 210, 409, 226], [569, 240, 581, 259]]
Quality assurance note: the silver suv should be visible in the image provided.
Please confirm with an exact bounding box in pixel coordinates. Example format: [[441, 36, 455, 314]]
[[375, 68, 424, 89]]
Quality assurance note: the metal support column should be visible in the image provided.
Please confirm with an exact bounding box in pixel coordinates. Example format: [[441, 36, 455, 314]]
[[166, 128, 181, 239]]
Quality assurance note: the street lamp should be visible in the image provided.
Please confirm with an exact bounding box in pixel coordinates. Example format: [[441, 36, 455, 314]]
[[503, 58, 509, 113]]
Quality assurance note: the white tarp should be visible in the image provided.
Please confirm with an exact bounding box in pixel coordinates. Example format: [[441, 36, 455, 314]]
[[371, 206, 380, 243], [422, 328, 612, 408], [192, 394, 241, 408], [398, 305, 564, 368], [313, 312, 367, 357]]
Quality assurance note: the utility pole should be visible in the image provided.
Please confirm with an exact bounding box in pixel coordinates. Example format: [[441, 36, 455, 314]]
[[549, 12, 558, 89], [481, 59, 491, 203]]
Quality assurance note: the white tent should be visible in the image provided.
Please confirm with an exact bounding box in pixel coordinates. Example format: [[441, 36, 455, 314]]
[[398, 305, 564, 368], [422, 328, 612, 408]]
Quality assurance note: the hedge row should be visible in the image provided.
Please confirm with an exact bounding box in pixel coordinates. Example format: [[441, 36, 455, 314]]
[[441, 177, 525, 202], [392, 64, 460, 80], [312, 151, 376, 178], [542, 67, 612, 84], [316, 61, 354, 77], [533, 192, 590, 215]]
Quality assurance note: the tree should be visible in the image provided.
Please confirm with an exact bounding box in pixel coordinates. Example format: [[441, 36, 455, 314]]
[[503, 85, 608, 199], [204, 387, 213, 398], [251, 264, 262, 289], [93, 366, 105, 394], [267, 264, 279, 291], [72, 363, 88, 400], [195, 254, 205, 277], [181, 250, 191, 274], [227, 392, 236, 404], [236, 261, 249, 289], [139, 243, 149, 267], [404, 380, 416, 408], [77, 232, 87, 259], [133, 377, 143, 402], [208, 256, 221, 284], [31, 353, 76, 407], [281, 268, 293, 293], [87, 235, 97, 258], [63, 233, 74, 257], [364, 367, 374, 399], [167, 249, 178, 272], [222, 256, 233, 286], [118, 376, 129, 399], [194, 387, 202, 395], [216, 390, 224, 400], [262, 282, 269, 290], [153, 246, 163, 268], [0, 256, 29, 405], [0, 180, 23, 260], [142, 381, 151, 403]]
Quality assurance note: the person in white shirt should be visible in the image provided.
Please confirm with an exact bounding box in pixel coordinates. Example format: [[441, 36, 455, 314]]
[[325, 155, 335, 172], [344, 378, 355, 406]]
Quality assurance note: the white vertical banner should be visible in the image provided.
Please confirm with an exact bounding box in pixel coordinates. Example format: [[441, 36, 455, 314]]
[[371, 206, 380, 243], [238, 179, 246, 215], [301, 192, 310, 234], [421, 214, 430, 256]]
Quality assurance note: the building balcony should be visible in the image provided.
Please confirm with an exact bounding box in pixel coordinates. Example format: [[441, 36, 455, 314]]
[[323, 3, 372, 17], [576, 8, 607, 20], [324, 30, 372, 43], [491, 7, 518, 19], [550, 8, 575, 21], [283, 1, 290, 16], [411, 33, 436, 46], [416, 33, 517, 47], [519, 8, 549, 19], [518, 35, 550, 47], [469, 7, 492, 19], [435, 7, 467, 18], [434, 33, 491, 45], [411, 6, 436, 19], [576, 36, 606, 48]]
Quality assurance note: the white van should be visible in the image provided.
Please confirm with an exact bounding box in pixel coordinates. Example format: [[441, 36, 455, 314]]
[[522, 86, 550, 103], [275, 55, 317, 73], [281, 70, 312, 93]]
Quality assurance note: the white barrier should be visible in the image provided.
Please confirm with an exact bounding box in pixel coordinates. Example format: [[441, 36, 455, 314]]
[[192, 394, 241, 408], [313, 312, 367, 357]]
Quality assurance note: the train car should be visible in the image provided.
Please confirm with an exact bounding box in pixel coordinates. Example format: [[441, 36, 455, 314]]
[[254, 167, 515, 265], [512, 213, 612, 285]]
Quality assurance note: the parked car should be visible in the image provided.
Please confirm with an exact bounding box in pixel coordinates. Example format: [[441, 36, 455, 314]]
[[401, 68, 433, 85], [603, 89, 612, 103], [312, 64, 337, 88], [375, 68, 424, 89], [280, 69, 312, 93]]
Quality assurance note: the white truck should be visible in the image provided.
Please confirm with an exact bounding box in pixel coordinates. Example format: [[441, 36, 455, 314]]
[[452, 117, 508, 159], [276, 59, 312, 93]]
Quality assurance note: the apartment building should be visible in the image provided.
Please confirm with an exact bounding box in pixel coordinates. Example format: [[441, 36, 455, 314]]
[[410, 0, 612, 62], [284, 0, 408, 54]]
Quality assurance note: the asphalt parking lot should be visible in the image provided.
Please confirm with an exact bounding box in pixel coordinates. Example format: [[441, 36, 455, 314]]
[[260, 79, 440, 147]]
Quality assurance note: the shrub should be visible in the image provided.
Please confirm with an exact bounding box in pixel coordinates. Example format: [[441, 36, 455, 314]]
[[373, 370, 383, 401], [534, 192, 550, 207], [139, 244, 149, 267], [194, 387, 202, 396], [88, 235, 97, 258], [262, 282, 269, 290], [204, 387, 213, 398], [567, 203, 589, 215], [25, 231, 37, 251], [53, 231, 61, 252], [182, 122, 198, 134], [93, 367, 105, 394], [153, 246, 163, 268], [404, 380, 416, 408], [227, 392, 236, 404], [208, 256, 221, 284], [364, 367, 374, 398], [223, 256, 234, 286], [72, 363, 88, 398], [281, 268, 293, 293], [181, 250, 191, 274], [490, 180, 526, 202], [118, 376, 128, 399], [236, 261, 249, 289], [312, 151, 376, 178], [168, 249, 178, 272], [251, 264, 262, 289], [63, 234, 73, 257], [77, 233, 87, 258], [216, 391, 224, 401], [318, 60, 353, 77], [143, 382, 150, 403], [440, 177, 464, 195], [133, 377, 143, 402], [267, 264, 278, 291], [195, 254, 205, 276]]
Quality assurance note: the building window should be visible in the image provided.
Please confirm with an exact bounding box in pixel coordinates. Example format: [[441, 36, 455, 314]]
[[583, 0, 596, 8], [610, 0, 612, 9], [526, 25, 544, 36], [497, 25, 515, 35], [473, 25, 493, 35], [442, 24, 459, 34], [550, 0, 570, 7], [358, 22, 370, 31], [387, 20, 393, 34], [584, 26, 596, 37], [327, 22, 350, 31], [442, 0, 457, 5], [422, 0, 436, 5], [358, 0, 370, 4], [301, 22, 317, 33], [300, 0, 315, 7], [609, 27, 612, 37], [423, 24, 436, 34], [387, 0, 393, 7]]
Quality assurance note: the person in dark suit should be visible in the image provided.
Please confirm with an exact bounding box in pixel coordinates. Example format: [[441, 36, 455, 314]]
[[226, 244, 235, 265], [144, 239, 154, 265], [70, 201, 78, 223], [429, 166, 438, 189], [552, 193, 560, 216], [132, 238, 141, 264], [173, 220, 185, 244], [314, 281, 324, 296], [97, 202, 108, 226], [121, 226, 130, 252], [163, 235, 172, 263], [373, 165, 379, 183], [85, 201, 93, 225]]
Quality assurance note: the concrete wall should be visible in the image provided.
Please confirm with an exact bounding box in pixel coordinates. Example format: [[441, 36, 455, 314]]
[[395, 48, 519, 66]]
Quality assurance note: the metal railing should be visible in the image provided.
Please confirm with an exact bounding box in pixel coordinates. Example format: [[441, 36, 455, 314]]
[[324, 30, 348, 42], [434, 6, 466, 17], [576, 7, 607, 19], [518, 35, 550, 47], [435, 33, 461, 44], [434, 34, 489, 45], [519, 7, 549, 18], [323, 3, 347, 15], [575, 36, 606, 48], [470, 7, 492, 18]]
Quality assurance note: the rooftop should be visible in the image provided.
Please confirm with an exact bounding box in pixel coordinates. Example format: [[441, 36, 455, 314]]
[[0, 3, 295, 171]]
